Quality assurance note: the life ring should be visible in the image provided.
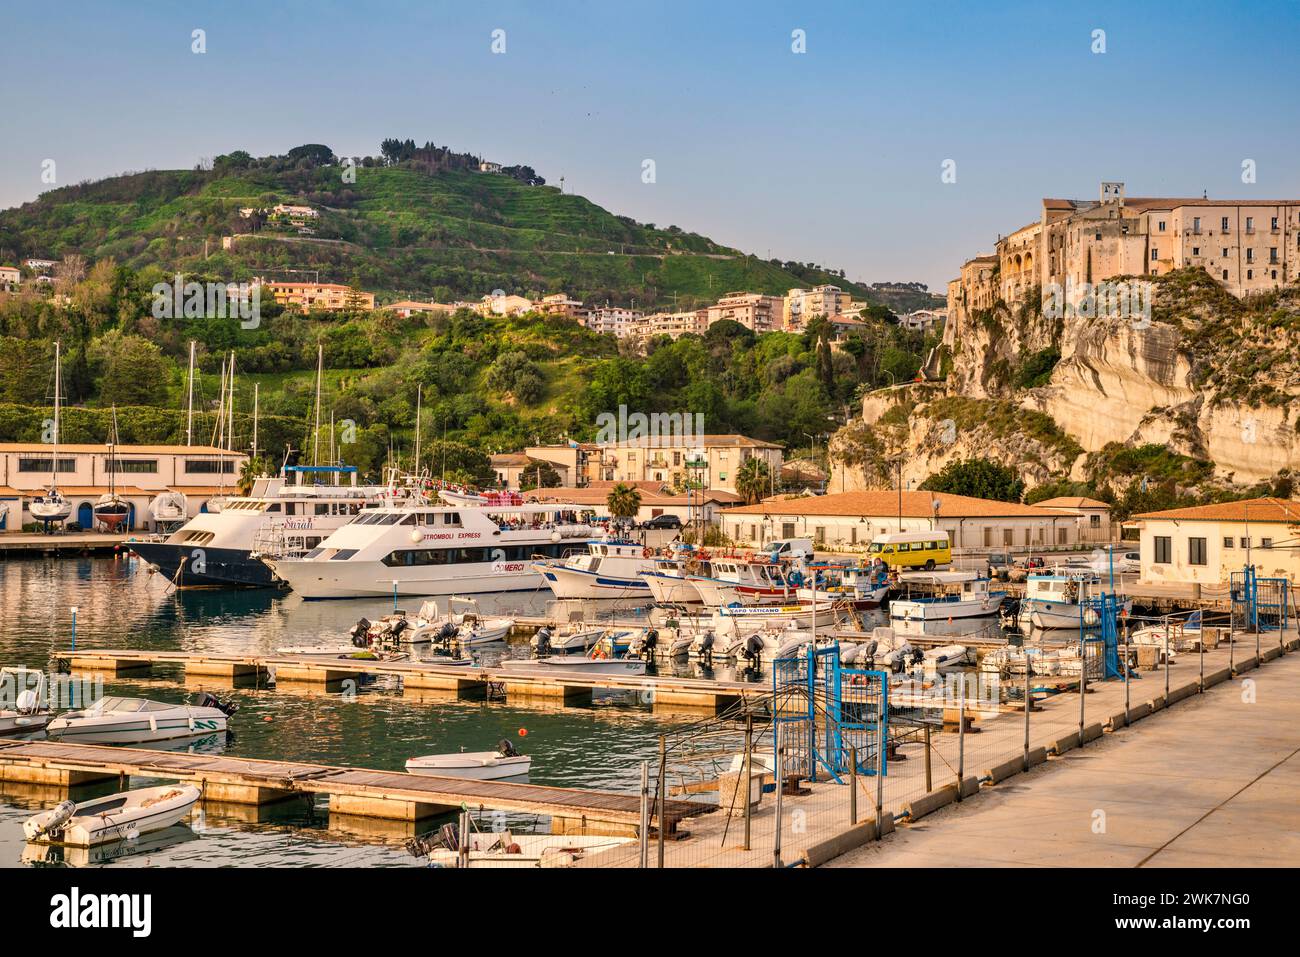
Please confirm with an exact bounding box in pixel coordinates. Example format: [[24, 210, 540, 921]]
[[592, 645, 609, 659], [643, 547, 653, 559]]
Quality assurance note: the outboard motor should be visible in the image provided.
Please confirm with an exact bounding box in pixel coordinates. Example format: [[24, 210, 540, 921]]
[[535, 626, 552, 656], [698, 630, 715, 666], [15, 689, 40, 716], [742, 634, 763, 664], [436, 621, 459, 645], [349, 617, 372, 646], [389, 616, 409, 640], [642, 628, 659, 659], [195, 691, 239, 717], [497, 737, 520, 758]]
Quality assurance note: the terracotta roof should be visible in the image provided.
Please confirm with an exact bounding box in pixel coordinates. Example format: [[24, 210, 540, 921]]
[[1132, 497, 1300, 524], [1033, 496, 1111, 509], [526, 486, 741, 506], [722, 490, 1079, 519], [0, 443, 243, 455], [596, 434, 782, 450]]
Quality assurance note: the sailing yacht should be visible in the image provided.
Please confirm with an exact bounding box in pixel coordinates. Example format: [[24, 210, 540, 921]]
[[29, 342, 73, 524], [92, 407, 130, 531]]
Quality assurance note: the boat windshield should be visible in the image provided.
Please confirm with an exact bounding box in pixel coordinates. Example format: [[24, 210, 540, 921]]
[[90, 696, 146, 713]]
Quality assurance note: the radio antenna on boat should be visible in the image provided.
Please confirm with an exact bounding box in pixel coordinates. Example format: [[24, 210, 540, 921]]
[[312, 342, 323, 466]]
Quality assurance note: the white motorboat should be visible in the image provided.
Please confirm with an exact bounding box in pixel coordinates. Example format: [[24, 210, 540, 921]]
[[45, 693, 236, 744], [0, 667, 53, 737], [148, 490, 188, 524], [273, 644, 414, 662], [406, 740, 531, 781], [923, 643, 973, 672], [533, 538, 655, 600], [408, 598, 514, 646], [530, 624, 608, 655], [1128, 610, 1204, 651], [890, 573, 1006, 622], [24, 785, 201, 847], [427, 830, 632, 868], [500, 655, 647, 676]]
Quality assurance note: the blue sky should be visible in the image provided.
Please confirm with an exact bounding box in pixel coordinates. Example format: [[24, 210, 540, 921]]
[[2, 0, 1298, 289]]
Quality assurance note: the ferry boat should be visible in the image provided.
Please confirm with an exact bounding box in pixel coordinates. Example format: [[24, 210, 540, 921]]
[[532, 539, 655, 600], [267, 502, 593, 599], [685, 554, 797, 607], [131, 465, 420, 589]]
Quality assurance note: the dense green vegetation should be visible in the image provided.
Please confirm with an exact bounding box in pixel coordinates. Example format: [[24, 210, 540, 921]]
[[919, 458, 1025, 503]]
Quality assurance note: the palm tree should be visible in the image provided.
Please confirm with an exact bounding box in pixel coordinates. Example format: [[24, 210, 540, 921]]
[[736, 457, 771, 505], [606, 482, 642, 526], [238, 455, 272, 496]]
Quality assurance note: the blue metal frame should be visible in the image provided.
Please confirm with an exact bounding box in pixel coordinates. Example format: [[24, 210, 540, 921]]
[[1232, 566, 1290, 632], [772, 644, 888, 784], [1080, 592, 1125, 679]]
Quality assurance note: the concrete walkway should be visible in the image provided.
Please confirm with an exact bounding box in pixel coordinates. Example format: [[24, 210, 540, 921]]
[[831, 642, 1300, 868]]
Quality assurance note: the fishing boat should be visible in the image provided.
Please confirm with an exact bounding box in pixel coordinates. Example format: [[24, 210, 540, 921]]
[[686, 554, 796, 607], [500, 653, 647, 676], [29, 342, 73, 524], [1016, 573, 1132, 631], [267, 501, 592, 598], [45, 693, 236, 744], [1128, 610, 1204, 651], [406, 740, 531, 781], [715, 625, 815, 665], [132, 465, 421, 589], [0, 668, 53, 737], [533, 538, 655, 600], [426, 829, 632, 868], [890, 572, 1005, 622], [24, 785, 201, 846]]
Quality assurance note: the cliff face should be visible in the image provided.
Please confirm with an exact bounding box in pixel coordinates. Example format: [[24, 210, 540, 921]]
[[832, 271, 1299, 492]]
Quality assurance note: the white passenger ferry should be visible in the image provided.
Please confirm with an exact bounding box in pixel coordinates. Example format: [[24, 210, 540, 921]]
[[265, 502, 593, 599], [131, 466, 422, 588]]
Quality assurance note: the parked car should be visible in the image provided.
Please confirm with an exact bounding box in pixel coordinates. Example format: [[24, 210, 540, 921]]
[[640, 514, 682, 530], [1119, 550, 1141, 574], [1015, 556, 1046, 570]]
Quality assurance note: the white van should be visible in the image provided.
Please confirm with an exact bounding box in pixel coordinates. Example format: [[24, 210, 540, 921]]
[[765, 538, 815, 561]]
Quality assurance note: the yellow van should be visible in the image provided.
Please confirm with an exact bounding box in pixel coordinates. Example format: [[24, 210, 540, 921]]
[[868, 531, 952, 570]]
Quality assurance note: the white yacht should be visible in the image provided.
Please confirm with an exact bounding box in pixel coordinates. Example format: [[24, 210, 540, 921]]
[[131, 465, 421, 588], [640, 549, 709, 605], [532, 539, 655, 600], [266, 502, 593, 599]]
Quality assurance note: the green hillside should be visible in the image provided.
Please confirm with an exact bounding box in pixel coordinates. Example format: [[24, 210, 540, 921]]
[[0, 143, 940, 312], [0, 142, 942, 484]]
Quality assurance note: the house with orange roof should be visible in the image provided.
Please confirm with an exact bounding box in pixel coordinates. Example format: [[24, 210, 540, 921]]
[[1127, 497, 1300, 586], [719, 489, 1090, 553]]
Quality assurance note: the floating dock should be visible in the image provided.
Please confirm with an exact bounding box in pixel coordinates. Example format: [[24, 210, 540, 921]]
[[0, 739, 708, 835], [61, 648, 764, 712]]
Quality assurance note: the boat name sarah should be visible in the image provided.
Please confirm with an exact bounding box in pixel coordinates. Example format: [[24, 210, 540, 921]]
[[50, 887, 152, 938]]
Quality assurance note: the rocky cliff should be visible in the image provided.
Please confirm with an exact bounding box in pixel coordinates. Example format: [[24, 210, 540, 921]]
[[832, 270, 1298, 494]]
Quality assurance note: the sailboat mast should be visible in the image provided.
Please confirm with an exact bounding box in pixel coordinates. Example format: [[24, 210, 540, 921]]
[[329, 411, 335, 466], [414, 384, 422, 476], [185, 340, 195, 447], [226, 351, 236, 452], [212, 357, 226, 448], [312, 343, 323, 466], [51, 341, 61, 488]]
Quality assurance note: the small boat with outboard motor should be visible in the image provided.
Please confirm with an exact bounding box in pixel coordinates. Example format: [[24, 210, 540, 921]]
[[24, 784, 201, 846], [405, 739, 531, 781], [0, 667, 55, 737]]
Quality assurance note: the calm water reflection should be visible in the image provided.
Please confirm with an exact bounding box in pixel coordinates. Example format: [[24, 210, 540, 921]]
[[0, 556, 733, 868]]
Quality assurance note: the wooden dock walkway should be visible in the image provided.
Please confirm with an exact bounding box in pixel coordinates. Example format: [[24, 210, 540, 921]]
[[61, 648, 765, 711], [0, 739, 709, 834]]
